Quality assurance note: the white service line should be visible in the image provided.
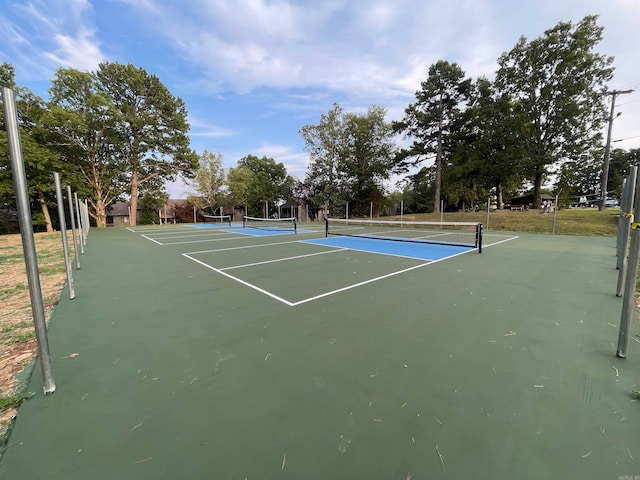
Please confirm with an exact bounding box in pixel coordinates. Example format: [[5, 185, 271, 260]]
[[159, 235, 257, 246], [141, 234, 163, 245], [482, 235, 520, 247], [145, 231, 233, 240], [219, 248, 348, 271], [184, 239, 312, 255], [182, 253, 294, 306]]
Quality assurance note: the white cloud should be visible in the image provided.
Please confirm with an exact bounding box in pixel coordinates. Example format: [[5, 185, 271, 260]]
[[0, 0, 105, 79], [43, 31, 104, 72]]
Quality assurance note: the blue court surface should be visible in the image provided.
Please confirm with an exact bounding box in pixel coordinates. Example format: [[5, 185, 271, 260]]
[[304, 235, 474, 260]]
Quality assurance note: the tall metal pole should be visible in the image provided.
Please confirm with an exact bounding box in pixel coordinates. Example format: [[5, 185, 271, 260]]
[[74, 192, 84, 255], [54, 173, 75, 300], [599, 89, 634, 210], [616, 167, 637, 297], [617, 170, 640, 358], [67, 186, 80, 269], [2, 87, 56, 394], [486, 196, 490, 231], [84, 199, 89, 242]]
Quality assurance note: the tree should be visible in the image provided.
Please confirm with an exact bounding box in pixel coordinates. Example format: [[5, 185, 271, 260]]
[[44, 67, 127, 228], [227, 165, 252, 210], [235, 155, 293, 217], [608, 148, 640, 197], [95, 63, 198, 226], [301, 103, 397, 216], [187, 151, 226, 214], [495, 15, 614, 208], [393, 60, 472, 213], [447, 77, 525, 209], [1, 63, 65, 232], [340, 106, 397, 216], [300, 103, 348, 215], [138, 176, 169, 225]]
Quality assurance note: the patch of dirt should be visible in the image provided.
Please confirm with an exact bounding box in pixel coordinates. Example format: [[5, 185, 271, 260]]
[[0, 233, 68, 437]]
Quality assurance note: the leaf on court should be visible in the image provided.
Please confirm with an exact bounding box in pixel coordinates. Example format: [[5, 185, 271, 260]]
[[581, 451, 591, 458], [504, 331, 517, 336], [62, 353, 79, 359], [631, 390, 640, 399]]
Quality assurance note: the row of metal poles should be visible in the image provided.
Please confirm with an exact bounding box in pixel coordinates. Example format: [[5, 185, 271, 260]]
[[615, 165, 639, 358], [3, 87, 91, 394]]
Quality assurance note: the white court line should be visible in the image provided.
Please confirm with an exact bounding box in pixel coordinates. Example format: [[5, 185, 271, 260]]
[[182, 253, 294, 306], [145, 231, 233, 240], [141, 234, 163, 245], [219, 248, 348, 271], [482, 235, 519, 248], [290, 247, 474, 306], [158, 235, 262, 246], [185, 239, 318, 255]]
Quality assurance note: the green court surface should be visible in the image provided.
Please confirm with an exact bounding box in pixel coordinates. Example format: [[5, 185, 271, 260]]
[[1, 224, 639, 479]]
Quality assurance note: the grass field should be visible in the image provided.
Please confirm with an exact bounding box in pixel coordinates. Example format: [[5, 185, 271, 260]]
[[0, 206, 634, 477]]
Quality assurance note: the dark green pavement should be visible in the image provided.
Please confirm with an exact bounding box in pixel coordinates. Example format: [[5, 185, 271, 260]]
[[0, 226, 638, 479]]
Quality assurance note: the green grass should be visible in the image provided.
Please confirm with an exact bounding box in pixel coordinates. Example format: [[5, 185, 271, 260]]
[[0, 284, 26, 301], [389, 207, 620, 236], [0, 392, 34, 414], [0, 322, 35, 346]]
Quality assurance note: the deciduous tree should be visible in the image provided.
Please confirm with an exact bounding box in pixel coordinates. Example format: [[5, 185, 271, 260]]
[[495, 15, 614, 207]]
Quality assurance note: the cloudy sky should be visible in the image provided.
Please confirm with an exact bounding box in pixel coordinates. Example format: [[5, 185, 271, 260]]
[[1, 0, 639, 197]]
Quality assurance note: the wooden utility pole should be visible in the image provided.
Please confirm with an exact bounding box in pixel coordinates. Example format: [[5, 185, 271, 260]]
[[599, 89, 634, 211]]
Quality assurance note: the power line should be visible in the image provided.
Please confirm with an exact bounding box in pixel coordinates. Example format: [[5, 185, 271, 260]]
[[616, 97, 640, 107]]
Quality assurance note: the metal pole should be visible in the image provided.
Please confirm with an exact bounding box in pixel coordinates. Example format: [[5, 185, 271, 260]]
[[617, 177, 630, 267], [54, 173, 75, 300], [193, 205, 196, 224], [74, 193, 84, 255], [370, 201, 373, 222], [486, 196, 490, 231], [440, 200, 444, 226], [67, 186, 80, 270], [617, 169, 640, 357], [3, 87, 56, 394], [400, 200, 404, 224], [552, 194, 558, 235], [84, 199, 89, 242], [617, 167, 637, 296]]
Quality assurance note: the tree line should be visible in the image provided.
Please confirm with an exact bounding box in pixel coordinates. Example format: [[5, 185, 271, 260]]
[[1, 15, 638, 231]]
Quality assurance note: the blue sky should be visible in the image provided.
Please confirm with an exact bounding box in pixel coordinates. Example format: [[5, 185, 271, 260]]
[[1, 0, 639, 198]]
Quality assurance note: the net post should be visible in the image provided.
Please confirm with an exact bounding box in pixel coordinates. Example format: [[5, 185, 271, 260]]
[[325, 217, 329, 237], [293, 218, 297, 234], [477, 223, 483, 253], [243, 216, 247, 228]]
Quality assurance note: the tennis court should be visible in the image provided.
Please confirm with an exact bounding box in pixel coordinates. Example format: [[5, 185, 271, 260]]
[[0, 221, 639, 479]]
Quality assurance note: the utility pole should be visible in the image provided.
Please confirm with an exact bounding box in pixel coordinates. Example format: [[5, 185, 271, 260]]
[[599, 89, 634, 211]]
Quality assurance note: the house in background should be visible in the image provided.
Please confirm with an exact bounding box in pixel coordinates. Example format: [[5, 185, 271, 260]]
[[106, 201, 132, 227]]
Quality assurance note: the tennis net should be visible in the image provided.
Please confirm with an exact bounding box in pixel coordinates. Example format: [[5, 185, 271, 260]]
[[203, 214, 232, 227], [243, 216, 297, 233], [325, 218, 483, 252]]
